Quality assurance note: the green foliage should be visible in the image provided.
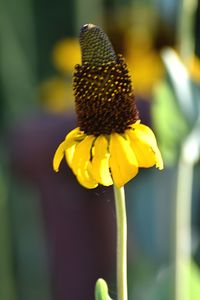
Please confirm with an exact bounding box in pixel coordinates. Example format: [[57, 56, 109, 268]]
[[95, 278, 112, 300], [152, 80, 189, 165], [146, 260, 200, 300]]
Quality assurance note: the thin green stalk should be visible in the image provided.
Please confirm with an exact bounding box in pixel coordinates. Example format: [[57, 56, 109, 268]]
[[173, 0, 197, 299], [177, 0, 197, 62], [114, 185, 128, 300], [172, 121, 200, 300], [173, 157, 193, 300]]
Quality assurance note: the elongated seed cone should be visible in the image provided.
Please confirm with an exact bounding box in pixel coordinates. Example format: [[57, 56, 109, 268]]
[[74, 24, 139, 135]]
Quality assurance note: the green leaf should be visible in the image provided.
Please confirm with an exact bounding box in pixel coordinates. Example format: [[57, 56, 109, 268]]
[[95, 278, 112, 300]]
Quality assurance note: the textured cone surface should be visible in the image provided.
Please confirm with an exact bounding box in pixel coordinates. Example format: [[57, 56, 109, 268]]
[[74, 55, 139, 135], [74, 24, 139, 135], [80, 24, 117, 65]]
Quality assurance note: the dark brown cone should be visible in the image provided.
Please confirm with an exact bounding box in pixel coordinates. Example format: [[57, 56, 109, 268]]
[[73, 55, 139, 136]]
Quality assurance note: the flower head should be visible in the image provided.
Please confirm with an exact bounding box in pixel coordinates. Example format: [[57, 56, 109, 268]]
[[53, 24, 163, 188]]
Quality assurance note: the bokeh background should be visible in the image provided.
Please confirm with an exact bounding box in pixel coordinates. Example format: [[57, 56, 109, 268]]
[[0, 0, 200, 300]]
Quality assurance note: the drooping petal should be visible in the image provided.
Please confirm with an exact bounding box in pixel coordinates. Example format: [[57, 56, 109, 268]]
[[53, 127, 82, 172], [71, 135, 94, 174], [66, 127, 83, 140], [109, 133, 138, 188], [71, 135, 98, 188], [64, 127, 85, 167], [77, 161, 98, 189], [65, 144, 77, 167], [53, 140, 69, 172], [91, 135, 113, 186], [126, 130, 156, 168], [129, 123, 164, 170]]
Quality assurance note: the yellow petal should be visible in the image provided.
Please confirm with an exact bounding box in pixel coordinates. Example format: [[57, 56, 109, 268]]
[[53, 127, 82, 172], [109, 133, 138, 188], [71, 135, 94, 173], [91, 135, 113, 186], [129, 123, 164, 170], [65, 144, 77, 167], [53, 140, 68, 172], [126, 130, 156, 168], [53, 127, 85, 172], [65, 127, 84, 141], [71, 135, 98, 188], [63, 127, 85, 167], [130, 123, 157, 146], [77, 161, 98, 189]]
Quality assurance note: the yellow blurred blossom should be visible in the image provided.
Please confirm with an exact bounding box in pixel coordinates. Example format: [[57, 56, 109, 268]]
[[125, 30, 164, 96], [187, 55, 200, 83], [39, 77, 74, 113], [52, 38, 81, 74]]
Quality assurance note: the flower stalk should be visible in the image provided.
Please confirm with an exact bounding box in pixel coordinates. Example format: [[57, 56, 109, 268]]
[[114, 185, 128, 300]]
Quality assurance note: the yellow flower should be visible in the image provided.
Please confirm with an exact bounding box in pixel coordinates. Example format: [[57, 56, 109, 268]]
[[52, 38, 81, 74], [53, 24, 163, 188], [39, 76, 74, 113], [187, 55, 200, 84]]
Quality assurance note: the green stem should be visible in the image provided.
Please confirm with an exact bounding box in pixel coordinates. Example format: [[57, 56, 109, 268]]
[[113, 185, 128, 300], [172, 151, 194, 300], [177, 0, 197, 62]]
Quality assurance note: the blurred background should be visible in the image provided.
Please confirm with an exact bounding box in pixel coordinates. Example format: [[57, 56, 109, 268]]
[[0, 0, 200, 299]]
